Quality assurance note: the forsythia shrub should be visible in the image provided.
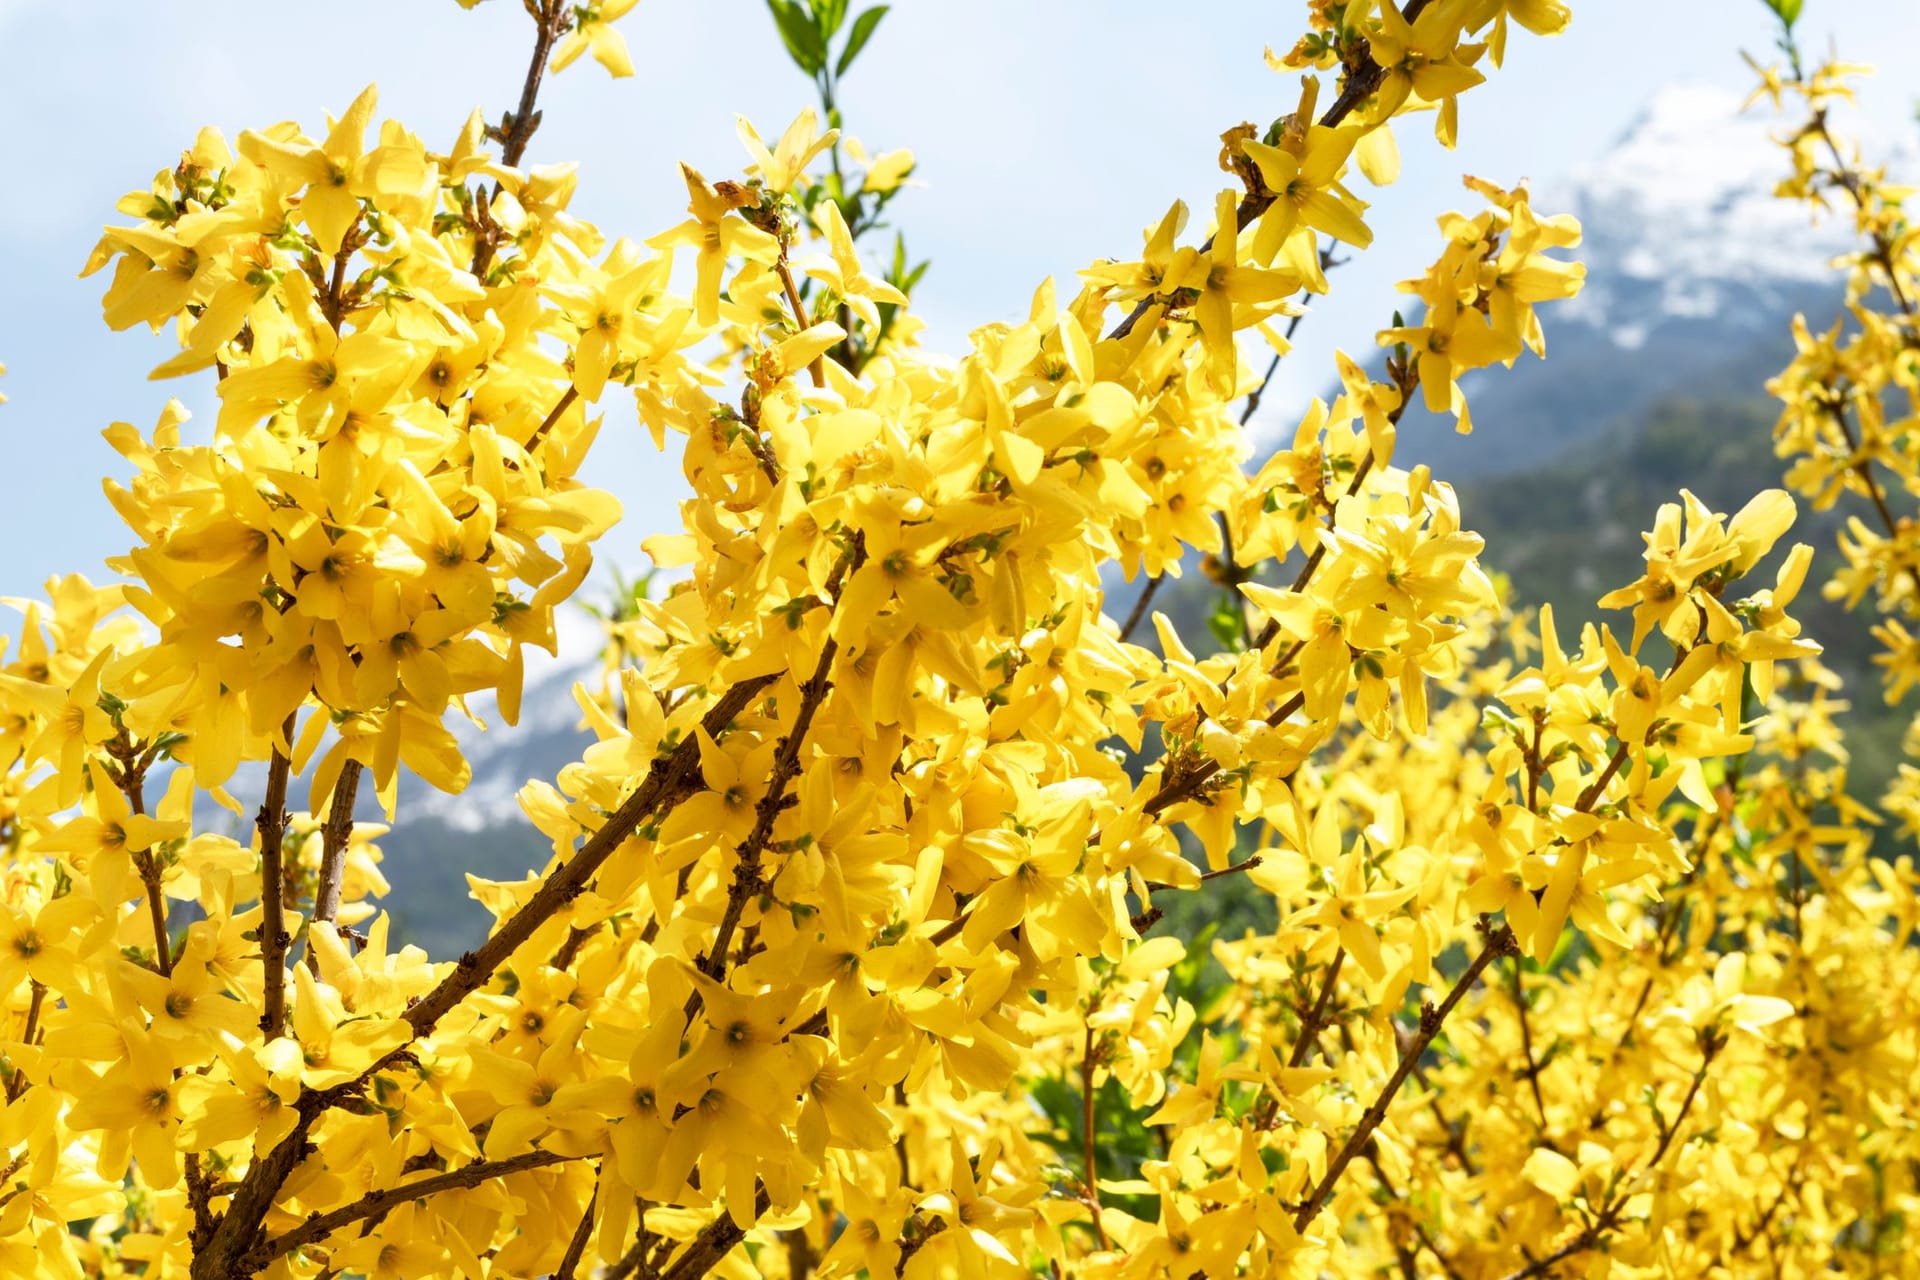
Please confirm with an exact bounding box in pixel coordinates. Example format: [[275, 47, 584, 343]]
[[0, 0, 1914, 1276]]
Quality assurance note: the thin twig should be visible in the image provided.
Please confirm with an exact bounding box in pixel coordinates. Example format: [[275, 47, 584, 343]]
[[1254, 947, 1344, 1129], [1117, 575, 1163, 644], [472, 0, 570, 278], [1511, 959, 1550, 1132], [1293, 922, 1516, 1231], [5, 982, 43, 1104], [527, 386, 580, 456], [656, 1185, 771, 1280], [689, 546, 861, 1005], [1104, 0, 1431, 342], [775, 258, 826, 387], [1497, 1033, 1723, 1280], [1080, 1015, 1110, 1251], [404, 673, 777, 1037]]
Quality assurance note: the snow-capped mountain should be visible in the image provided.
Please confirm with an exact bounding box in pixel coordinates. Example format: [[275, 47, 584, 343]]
[[1549, 84, 1853, 345], [395, 603, 606, 836], [1399, 84, 1908, 479]]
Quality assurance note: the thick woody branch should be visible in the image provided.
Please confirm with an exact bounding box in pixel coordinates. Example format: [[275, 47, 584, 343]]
[[256, 713, 299, 1040], [257, 1149, 574, 1263], [190, 674, 777, 1280], [555, 1178, 600, 1280], [657, 1185, 772, 1280], [307, 760, 362, 974]]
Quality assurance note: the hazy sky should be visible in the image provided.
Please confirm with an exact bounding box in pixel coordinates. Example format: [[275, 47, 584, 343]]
[[2, 0, 1915, 603]]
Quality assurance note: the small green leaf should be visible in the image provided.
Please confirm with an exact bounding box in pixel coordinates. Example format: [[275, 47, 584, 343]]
[[1206, 591, 1247, 652], [766, 0, 827, 74], [836, 5, 888, 78]]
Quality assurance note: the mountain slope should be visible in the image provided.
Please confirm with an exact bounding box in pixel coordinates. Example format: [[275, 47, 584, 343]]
[[1397, 85, 1856, 480]]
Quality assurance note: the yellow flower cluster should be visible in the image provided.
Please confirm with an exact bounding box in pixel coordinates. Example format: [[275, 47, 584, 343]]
[[0, 0, 1912, 1277]]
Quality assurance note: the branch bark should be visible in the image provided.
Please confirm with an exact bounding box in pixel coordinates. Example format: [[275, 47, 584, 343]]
[[256, 713, 299, 1040], [307, 760, 362, 974], [1293, 922, 1515, 1232], [691, 548, 859, 1001], [256, 1149, 574, 1263], [404, 672, 778, 1037], [656, 1185, 771, 1280]]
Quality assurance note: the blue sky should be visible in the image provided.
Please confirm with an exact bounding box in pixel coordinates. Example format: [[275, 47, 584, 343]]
[[1, 0, 1915, 603]]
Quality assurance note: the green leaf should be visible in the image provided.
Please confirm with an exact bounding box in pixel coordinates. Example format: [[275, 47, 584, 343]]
[[1761, 0, 1802, 27], [1206, 591, 1247, 652], [807, 0, 849, 37], [765, 0, 827, 74], [836, 5, 888, 78]]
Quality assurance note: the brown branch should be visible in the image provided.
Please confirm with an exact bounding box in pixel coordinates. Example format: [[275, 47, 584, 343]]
[[472, 0, 570, 278], [552, 923, 600, 971], [405, 672, 778, 1037], [201, 665, 786, 1275], [657, 1185, 771, 1280], [105, 733, 174, 975], [321, 237, 356, 331], [1806, 108, 1916, 318], [1496, 1033, 1723, 1280], [5, 982, 44, 1104], [527, 385, 580, 456], [256, 714, 299, 1040], [935, 696, 1298, 948], [555, 1178, 600, 1280], [1104, 1, 1430, 342], [1293, 922, 1516, 1232], [256, 1149, 574, 1263], [1117, 574, 1163, 644], [1511, 959, 1550, 1132], [894, 1217, 947, 1275], [1822, 398, 1920, 604], [1726, 1175, 1795, 1261], [602, 1198, 654, 1280], [307, 760, 362, 975], [1255, 947, 1344, 1129], [1575, 741, 1629, 812], [1080, 1014, 1110, 1251], [690, 547, 860, 1002], [775, 257, 826, 388], [1363, 1139, 1464, 1280]]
